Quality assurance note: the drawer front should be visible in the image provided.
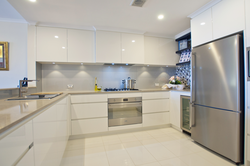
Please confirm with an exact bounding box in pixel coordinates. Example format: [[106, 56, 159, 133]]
[[142, 92, 170, 100], [71, 94, 107, 103], [143, 112, 170, 127], [57, 97, 67, 105], [16, 147, 34, 166], [0, 120, 33, 166], [71, 103, 108, 119], [72, 118, 108, 135], [143, 99, 169, 113]]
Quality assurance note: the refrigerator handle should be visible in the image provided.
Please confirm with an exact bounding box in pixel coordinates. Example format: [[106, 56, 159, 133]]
[[190, 52, 196, 129]]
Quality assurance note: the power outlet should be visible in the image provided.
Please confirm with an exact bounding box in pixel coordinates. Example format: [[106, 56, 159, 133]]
[[155, 83, 160, 87], [67, 84, 74, 89]]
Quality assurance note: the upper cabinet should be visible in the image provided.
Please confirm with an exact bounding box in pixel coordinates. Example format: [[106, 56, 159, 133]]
[[37, 27, 67, 62], [245, 0, 250, 47], [191, 8, 213, 47], [121, 33, 144, 64], [212, 0, 245, 40], [191, 0, 245, 47], [145, 36, 178, 65], [96, 31, 122, 63], [68, 29, 95, 63]]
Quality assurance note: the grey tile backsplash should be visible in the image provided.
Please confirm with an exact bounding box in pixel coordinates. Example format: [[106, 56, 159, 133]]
[[42, 64, 176, 91]]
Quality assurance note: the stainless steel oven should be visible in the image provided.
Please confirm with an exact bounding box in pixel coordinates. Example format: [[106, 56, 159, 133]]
[[108, 97, 142, 127]]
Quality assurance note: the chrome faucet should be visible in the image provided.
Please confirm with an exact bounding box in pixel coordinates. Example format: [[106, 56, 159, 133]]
[[19, 80, 39, 97]]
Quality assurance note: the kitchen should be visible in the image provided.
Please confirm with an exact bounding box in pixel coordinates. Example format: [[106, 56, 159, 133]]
[[0, 0, 249, 166]]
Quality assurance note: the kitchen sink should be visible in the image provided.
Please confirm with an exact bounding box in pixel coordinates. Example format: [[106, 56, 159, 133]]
[[7, 94, 61, 101]]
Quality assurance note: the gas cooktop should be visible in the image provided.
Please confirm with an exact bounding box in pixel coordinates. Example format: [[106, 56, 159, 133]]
[[104, 88, 139, 92]]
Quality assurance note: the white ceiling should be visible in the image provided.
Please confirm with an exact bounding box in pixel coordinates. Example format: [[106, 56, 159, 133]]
[[6, 0, 212, 38]]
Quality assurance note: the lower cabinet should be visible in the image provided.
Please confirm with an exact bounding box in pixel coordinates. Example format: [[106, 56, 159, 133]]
[[33, 97, 68, 166], [143, 99, 169, 113], [248, 136, 250, 161], [17, 147, 35, 166], [0, 120, 33, 166], [72, 118, 108, 135], [143, 112, 170, 127]]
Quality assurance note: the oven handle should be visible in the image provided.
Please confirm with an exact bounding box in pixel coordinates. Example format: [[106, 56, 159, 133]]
[[108, 102, 142, 109]]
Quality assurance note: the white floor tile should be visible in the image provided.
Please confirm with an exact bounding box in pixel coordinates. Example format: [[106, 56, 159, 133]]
[[158, 157, 188, 166], [179, 153, 214, 166], [126, 146, 157, 165], [84, 152, 109, 166], [106, 149, 135, 166], [139, 162, 161, 166]]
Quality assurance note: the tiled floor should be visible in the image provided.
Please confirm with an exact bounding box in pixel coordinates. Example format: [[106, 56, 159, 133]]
[[60, 127, 236, 166]]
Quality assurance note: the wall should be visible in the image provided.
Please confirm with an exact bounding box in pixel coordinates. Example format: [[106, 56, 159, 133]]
[[42, 64, 176, 91], [0, 21, 28, 88]]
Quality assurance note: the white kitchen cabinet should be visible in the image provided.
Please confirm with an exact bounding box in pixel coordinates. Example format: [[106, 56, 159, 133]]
[[68, 29, 95, 62], [143, 99, 169, 114], [37, 27, 67, 62], [170, 91, 190, 129], [191, 8, 213, 47], [142, 92, 170, 100], [212, 0, 245, 40], [16, 147, 35, 166], [143, 112, 170, 127], [33, 97, 68, 166], [246, 0, 250, 47], [96, 31, 122, 63], [144, 36, 178, 65], [122, 33, 144, 64], [0, 120, 33, 166], [71, 103, 108, 119], [71, 94, 107, 103], [72, 118, 108, 135]]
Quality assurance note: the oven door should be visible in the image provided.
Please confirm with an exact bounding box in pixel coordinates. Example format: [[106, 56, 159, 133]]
[[108, 102, 142, 127]]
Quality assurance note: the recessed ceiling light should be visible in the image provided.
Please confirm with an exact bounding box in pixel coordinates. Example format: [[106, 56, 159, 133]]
[[122, 49, 125, 51], [158, 15, 164, 19], [29, 0, 36, 2], [200, 22, 206, 25], [55, 36, 59, 38], [52, 62, 55, 65], [62, 47, 65, 49], [132, 40, 135, 43]]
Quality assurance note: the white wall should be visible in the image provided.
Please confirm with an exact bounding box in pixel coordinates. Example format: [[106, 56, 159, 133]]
[[0, 21, 28, 88]]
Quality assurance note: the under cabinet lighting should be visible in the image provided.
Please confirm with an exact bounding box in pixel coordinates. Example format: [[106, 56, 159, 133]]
[[147, 65, 149, 67], [158, 15, 164, 19], [200, 22, 206, 25], [81, 63, 83, 65], [54, 36, 59, 38], [112, 63, 114, 65], [52, 62, 55, 65], [166, 66, 168, 67], [132, 40, 135, 43], [126, 64, 128, 66]]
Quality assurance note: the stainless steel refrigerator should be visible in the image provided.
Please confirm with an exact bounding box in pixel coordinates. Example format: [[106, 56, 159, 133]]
[[190, 33, 244, 164]]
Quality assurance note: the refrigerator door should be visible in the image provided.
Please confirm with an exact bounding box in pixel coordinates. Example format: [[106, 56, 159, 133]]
[[192, 34, 241, 111], [191, 105, 242, 163]]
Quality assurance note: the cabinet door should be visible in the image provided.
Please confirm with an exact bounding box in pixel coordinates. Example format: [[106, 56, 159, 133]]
[[191, 8, 213, 47], [245, 0, 250, 47], [144, 36, 159, 64], [96, 31, 122, 63], [143, 99, 169, 113], [37, 27, 67, 62], [68, 29, 95, 62], [212, 0, 245, 40], [143, 112, 170, 127], [16, 147, 35, 166], [122, 33, 144, 64], [0, 120, 33, 166]]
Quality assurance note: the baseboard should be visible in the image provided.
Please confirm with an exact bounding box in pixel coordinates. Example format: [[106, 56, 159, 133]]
[[69, 124, 171, 140]]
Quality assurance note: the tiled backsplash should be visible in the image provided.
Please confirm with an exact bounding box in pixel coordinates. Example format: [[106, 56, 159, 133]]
[[42, 64, 176, 91], [176, 63, 191, 87]]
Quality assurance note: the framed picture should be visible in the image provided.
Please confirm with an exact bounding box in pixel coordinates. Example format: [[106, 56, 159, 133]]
[[178, 39, 187, 50], [0, 42, 9, 71]]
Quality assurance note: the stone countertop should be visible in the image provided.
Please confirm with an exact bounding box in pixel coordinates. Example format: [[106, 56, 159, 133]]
[[0, 89, 190, 136]]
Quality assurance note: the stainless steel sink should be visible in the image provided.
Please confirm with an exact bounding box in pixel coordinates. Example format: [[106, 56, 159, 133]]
[[8, 94, 61, 100]]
